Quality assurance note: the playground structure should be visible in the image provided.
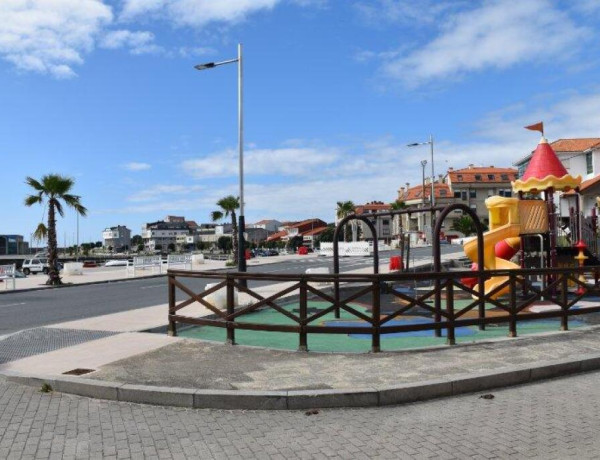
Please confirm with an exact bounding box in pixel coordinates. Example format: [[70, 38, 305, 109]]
[[165, 134, 600, 352]]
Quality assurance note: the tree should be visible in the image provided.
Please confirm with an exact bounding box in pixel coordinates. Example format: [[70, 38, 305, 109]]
[[217, 236, 232, 252], [137, 243, 144, 252], [336, 201, 355, 242], [25, 174, 87, 285], [211, 196, 240, 257], [316, 224, 336, 243], [451, 216, 488, 237], [131, 235, 142, 249]]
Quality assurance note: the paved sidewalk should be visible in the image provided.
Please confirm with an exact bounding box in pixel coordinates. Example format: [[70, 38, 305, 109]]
[[9, 250, 589, 411], [2, 369, 600, 459]]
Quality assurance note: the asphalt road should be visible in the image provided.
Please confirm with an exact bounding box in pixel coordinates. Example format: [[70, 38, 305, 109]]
[[0, 246, 462, 335]]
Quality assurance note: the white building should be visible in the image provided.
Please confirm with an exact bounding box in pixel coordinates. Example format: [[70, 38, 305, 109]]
[[102, 225, 131, 251]]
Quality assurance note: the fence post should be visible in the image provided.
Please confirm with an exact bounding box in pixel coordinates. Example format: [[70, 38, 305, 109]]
[[446, 278, 455, 345], [434, 277, 442, 337], [561, 273, 569, 331], [167, 274, 177, 337], [226, 275, 236, 345], [372, 280, 381, 352], [299, 277, 308, 352], [508, 272, 517, 338]]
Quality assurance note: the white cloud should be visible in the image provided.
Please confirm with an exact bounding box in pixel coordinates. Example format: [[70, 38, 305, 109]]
[[120, 0, 280, 27], [123, 162, 152, 171], [381, 0, 590, 87], [100, 29, 161, 54], [0, 0, 113, 78], [354, 0, 464, 26], [127, 184, 204, 202], [181, 146, 342, 178]]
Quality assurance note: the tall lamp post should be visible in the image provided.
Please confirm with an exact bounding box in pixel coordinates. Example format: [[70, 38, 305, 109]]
[[408, 135, 435, 241], [195, 43, 247, 274], [420, 160, 427, 239]]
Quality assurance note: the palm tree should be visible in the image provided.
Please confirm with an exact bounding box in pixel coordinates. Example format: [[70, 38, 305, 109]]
[[211, 195, 240, 259], [336, 201, 355, 242], [24, 174, 87, 285]]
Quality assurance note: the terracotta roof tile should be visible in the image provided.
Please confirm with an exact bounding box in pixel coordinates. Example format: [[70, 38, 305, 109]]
[[550, 138, 600, 152], [448, 166, 518, 183], [301, 226, 329, 236], [399, 182, 452, 201], [266, 230, 288, 241]]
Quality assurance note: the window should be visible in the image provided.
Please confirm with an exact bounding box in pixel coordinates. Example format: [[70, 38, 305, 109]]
[[382, 219, 390, 226], [474, 174, 482, 181], [454, 191, 461, 198], [461, 191, 467, 200], [586, 152, 593, 174], [499, 189, 512, 197], [487, 174, 495, 180], [469, 190, 476, 198], [457, 174, 463, 181], [501, 174, 509, 181]]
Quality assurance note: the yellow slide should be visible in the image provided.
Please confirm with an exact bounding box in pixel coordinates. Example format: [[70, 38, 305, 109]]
[[463, 196, 521, 299], [463, 224, 520, 298]]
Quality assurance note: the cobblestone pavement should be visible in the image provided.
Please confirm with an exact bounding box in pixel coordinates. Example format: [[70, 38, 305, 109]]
[[2, 372, 599, 459]]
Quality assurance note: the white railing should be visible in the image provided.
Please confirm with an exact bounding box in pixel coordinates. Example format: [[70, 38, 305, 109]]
[[319, 242, 372, 257], [127, 256, 162, 277], [0, 264, 16, 290], [167, 254, 192, 270]]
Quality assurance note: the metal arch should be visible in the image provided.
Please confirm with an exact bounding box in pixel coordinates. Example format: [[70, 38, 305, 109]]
[[333, 215, 379, 319], [432, 204, 485, 272], [333, 215, 379, 275], [432, 203, 486, 338]]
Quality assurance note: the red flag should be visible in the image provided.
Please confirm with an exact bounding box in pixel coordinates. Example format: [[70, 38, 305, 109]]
[[525, 121, 544, 134]]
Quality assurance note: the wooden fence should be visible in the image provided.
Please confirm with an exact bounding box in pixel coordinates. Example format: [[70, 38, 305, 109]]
[[167, 266, 600, 352]]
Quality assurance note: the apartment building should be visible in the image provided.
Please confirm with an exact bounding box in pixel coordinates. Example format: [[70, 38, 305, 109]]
[[142, 218, 191, 251], [396, 165, 518, 238], [102, 225, 131, 251]]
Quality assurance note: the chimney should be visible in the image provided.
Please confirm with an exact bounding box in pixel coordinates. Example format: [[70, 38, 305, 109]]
[[406, 182, 410, 189], [468, 164, 474, 169], [489, 165, 494, 168], [448, 167, 453, 171]]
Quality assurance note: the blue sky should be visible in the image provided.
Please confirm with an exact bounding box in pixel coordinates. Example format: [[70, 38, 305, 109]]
[[1, 0, 600, 244]]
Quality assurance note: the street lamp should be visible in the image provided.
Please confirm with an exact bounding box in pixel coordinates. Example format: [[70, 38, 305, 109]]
[[195, 43, 247, 274], [420, 160, 427, 239], [408, 135, 435, 240]]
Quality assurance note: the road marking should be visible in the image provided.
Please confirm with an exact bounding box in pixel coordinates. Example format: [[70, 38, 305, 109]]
[[140, 284, 164, 289], [0, 302, 27, 308]]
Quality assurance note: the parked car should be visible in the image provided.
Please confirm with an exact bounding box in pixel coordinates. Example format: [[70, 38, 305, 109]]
[[266, 249, 279, 256], [82, 260, 98, 268], [21, 258, 61, 275], [104, 259, 128, 267]]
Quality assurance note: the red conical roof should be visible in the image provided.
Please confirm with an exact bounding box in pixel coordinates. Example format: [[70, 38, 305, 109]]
[[512, 136, 582, 193], [521, 137, 568, 181]]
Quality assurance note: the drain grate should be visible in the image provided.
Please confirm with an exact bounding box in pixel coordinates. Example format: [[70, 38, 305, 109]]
[[62, 368, 95, 376], [0, 328, 118, 365]]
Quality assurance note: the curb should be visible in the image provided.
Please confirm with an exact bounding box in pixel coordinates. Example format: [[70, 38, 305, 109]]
[[0, 273, 167, 295], [4, 353, 600, 410]]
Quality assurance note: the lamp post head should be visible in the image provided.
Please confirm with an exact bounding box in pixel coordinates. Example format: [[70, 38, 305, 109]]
[[421, 160, 427, 167], [194, 62, 216, 70]]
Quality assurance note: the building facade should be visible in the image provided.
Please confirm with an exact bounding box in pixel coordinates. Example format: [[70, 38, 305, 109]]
[[0, 235, 28, 255], [102, 225, 131, 251], [142, 218, 191, 251]]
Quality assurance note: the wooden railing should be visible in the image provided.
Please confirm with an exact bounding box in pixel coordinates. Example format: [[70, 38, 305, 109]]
[[167, 266, 600, 352]]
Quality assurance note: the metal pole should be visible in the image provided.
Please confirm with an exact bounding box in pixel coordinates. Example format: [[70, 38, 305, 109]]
[[430, 134, 435, 242], [237, 43, 247, 275], [76, 213, 79, 262], [421, 160, 427, 240]]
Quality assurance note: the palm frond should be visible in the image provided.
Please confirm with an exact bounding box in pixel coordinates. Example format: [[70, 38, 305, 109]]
[[211, 211, 224, 222], [53, 199, 65, 217], [24, 195, 43, 207], [33, 223, 48, 241], [25, 177, 44, 191]]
